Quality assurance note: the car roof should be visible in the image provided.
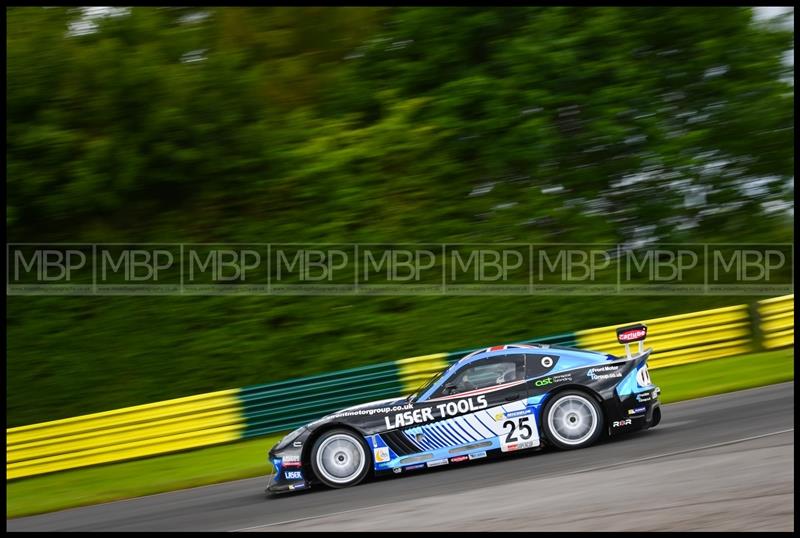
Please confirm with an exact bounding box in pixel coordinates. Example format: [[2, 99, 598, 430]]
[[416, 343, 616, 402], [453, 343, 612, 367]]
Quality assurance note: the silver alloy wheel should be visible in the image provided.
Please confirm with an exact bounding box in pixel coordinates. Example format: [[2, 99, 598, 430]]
[[546, 394, 598, 446], [314, 433, 366, 485]]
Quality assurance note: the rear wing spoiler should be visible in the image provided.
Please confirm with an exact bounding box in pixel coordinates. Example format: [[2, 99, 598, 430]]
[[616, 323, 649, 360]]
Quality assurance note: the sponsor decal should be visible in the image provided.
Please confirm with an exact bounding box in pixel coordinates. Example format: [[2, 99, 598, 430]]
[[374, 447, 390, 463], [284, 470, 303, 480], [310, 402, 415, 426], [587, 365, 622, 381], [535, 372, 572, 386], [292, 441, 303, 448], [426, 458, 449, 468], [281, 455, 302, 467], [384, 395, 488, 429], [505, 408, 533, 419], [468, 451, 487, 460], [618, 328, 646, 342], [612, 419, 632, 428], [590, 365, 619, 372], [627, 406, 647, 415], [288, 482, 306, 490], [450, 455, 469, 463], [392, 467, 402, 474], [501, 440, 536, 453], [405, 463, 425, 471], [541, 356, 554, 368], [616, 324, 648, 343], [636, 365, 652, 387]]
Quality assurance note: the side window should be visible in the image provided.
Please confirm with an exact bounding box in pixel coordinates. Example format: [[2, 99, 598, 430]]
[[437, 355, 525, 397], [525, 353, 560, 378]]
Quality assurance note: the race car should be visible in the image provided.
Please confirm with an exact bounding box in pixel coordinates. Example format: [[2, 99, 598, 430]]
[[267, 323, 660, 493]]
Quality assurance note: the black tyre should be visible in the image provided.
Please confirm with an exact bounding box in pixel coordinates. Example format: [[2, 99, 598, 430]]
[[310, 428, 370, 488], [542, 390, 604, 450]]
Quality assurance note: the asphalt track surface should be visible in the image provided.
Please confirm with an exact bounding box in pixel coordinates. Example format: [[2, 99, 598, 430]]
[[8, 382, 795, 532]]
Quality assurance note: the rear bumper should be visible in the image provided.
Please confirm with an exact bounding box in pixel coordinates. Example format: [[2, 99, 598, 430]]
[[606, 385, 661, 434]]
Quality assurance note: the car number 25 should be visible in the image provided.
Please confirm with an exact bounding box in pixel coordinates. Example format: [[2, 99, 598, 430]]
[[502, 416, 534, 443]]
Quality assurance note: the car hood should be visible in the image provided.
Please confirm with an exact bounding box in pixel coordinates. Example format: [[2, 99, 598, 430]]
[[308, 396, 410, 425]]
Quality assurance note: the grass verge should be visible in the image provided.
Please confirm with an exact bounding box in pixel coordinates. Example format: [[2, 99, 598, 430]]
[[7, 348, 794, 519], [651, 349, 794, 404]]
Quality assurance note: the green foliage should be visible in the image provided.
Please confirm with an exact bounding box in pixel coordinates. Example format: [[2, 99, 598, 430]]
[[6, 7, 794, 425]]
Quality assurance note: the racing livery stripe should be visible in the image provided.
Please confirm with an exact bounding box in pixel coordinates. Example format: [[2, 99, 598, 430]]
[[433, 423, 460, 447], [426, 424, 454, 448], [434, 422, 462, 446], [464, 413, 494, 438], [413, 425, 441, 449], [419, 425, 445, 450], [449, 419, 478, 443], [400, 431, 425, 452], [476, 410, 499, 435], [439, 421, 469, 445], [452, 418, 479, 443], [417, 430, 440, 450], [460, 415, 490, 439]]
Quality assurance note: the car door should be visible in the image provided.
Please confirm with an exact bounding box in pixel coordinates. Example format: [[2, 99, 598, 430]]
[[407, 353, 539, 455]]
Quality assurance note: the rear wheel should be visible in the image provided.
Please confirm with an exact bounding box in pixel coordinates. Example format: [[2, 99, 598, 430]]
[[310, 429, 370, 488], [649, 406, 662, 428], [542, 391, 604, 450]]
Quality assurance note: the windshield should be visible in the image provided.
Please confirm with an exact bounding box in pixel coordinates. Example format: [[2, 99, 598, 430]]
[[407, 367, 450, 402]]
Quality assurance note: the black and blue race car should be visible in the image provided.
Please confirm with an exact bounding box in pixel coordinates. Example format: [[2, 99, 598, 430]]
[[267, 323, 661, 493]]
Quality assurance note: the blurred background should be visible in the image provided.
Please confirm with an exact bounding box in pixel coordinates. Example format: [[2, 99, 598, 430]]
[[6, 7, 794, 427]]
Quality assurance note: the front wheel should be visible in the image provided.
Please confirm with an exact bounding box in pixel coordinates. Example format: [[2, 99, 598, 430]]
[[310, 429, 370, 488], [542, 390, 604, 450]]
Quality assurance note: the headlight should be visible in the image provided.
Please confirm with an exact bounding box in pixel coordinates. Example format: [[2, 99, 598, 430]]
[[274, 426, 306, 452]]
